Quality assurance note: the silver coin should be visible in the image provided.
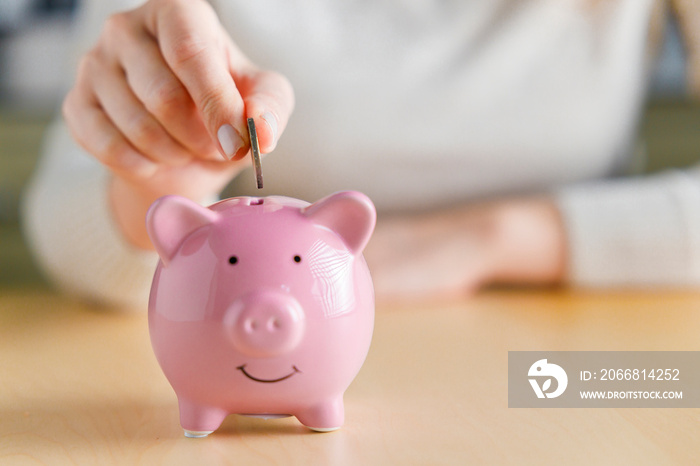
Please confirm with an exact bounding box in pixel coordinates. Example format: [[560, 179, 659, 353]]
[[247, 117, 263, 189]]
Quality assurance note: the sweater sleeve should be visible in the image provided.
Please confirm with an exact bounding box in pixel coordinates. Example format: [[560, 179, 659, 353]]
[[555, 165, 700, 287], [19, 0, 161, 309], [19, 0, 230, 309], [21, 121, 159, 309]]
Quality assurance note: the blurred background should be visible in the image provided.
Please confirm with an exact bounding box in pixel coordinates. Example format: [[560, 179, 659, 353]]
[[1, 0, 76, 287], [0, 0, 698, 289]]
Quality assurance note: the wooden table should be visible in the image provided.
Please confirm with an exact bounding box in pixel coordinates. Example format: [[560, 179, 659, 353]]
[[1, 287, 699, 465]]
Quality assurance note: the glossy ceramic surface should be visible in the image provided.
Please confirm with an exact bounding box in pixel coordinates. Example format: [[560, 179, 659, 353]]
[[146, 191, 376, 436]]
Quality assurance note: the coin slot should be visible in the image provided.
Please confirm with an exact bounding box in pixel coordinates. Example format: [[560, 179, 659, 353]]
[[251, 199, 264, 206]]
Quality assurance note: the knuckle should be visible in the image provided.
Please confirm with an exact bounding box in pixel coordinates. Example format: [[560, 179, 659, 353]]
[[97, 134, 131, 169], [269, 71, 294, 99], [61, 92, 76, 123], [183, 0, 215, 15], [280, 75, 295, 106], [103, 12, 130, 38], [76, 49, 100, 79], [197, 84, 229, 123], [191, 133, 217, 156], [75, 55, 89, 79], [162, 0, 215, 18], [167, 31, 209, 68], [128, 113, 161, 149], [145, 77, 190, 117], [100, 11, 139, 53], [271, 72, 295, 110], [61, 92, 89, 144]]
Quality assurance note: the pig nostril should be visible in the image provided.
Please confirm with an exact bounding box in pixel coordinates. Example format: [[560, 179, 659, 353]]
[[228, 293, 304, 356], [268, 317, 281, 331], [244, 319, 258, 332]]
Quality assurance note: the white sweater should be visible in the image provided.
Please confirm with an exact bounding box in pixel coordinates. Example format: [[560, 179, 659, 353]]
[[22, 0, 700, 308]]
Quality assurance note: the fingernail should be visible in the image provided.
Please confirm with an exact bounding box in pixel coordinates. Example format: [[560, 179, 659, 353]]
[[217, 124, 243, 160], [261, 112, 278, 146]]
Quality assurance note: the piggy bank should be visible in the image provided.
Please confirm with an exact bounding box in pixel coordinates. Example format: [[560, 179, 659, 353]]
[[146, 191, 376, 437]]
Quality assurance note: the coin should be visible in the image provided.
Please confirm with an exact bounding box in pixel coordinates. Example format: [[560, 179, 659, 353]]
[[247, 117, 263, 189]]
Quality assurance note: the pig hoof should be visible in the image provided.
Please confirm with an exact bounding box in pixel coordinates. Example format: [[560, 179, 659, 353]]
[[184, 430, 213, 438], [308, 426, 340, 433]]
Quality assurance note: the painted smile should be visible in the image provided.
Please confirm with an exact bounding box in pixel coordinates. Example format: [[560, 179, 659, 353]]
[[237, 364, 301, 383]]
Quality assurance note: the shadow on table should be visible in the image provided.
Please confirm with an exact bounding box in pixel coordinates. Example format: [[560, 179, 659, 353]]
[[0, 289, 362, 463], [0, 398, 357, 463]]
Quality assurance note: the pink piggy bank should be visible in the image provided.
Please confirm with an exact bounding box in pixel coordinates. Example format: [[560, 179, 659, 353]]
[[146, 191, 376, 437]]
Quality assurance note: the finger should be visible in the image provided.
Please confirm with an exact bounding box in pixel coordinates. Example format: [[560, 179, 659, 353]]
[[109, 20, 220, 160], [238, 69, 295, 154], [62, 73, 158, 180], [145, 0, 249, 161], [90, 61, 194, 167]]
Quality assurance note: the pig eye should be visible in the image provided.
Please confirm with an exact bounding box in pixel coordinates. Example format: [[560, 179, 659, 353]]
[[293, 255, 302, 263], [228, 256, 238, 265]]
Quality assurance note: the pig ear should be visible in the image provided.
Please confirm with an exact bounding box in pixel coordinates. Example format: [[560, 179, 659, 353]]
[[146, 195, 219, 266], [303, 191, 376, 254]]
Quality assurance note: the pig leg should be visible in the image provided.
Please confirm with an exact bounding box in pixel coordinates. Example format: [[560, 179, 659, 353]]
[[296, 397, 344, 432], [178, 398, 227, 438]]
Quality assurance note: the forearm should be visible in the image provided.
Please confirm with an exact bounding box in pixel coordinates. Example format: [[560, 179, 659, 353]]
[[365, 196, 568, 301], [109, 177, 162, 250], [486, 197, 568, 286]]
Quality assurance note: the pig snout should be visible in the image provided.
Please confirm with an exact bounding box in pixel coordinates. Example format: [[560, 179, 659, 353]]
[[225, 291, 305, 358]]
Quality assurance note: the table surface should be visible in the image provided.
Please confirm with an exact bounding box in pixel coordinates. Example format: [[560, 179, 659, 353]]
[[1, 287, 700, 465], [3, 102, 700, 465]]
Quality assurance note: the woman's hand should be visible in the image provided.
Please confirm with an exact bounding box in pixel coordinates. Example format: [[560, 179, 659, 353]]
[[364, 197, 568, 302], [62, 0, 294, 248]]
